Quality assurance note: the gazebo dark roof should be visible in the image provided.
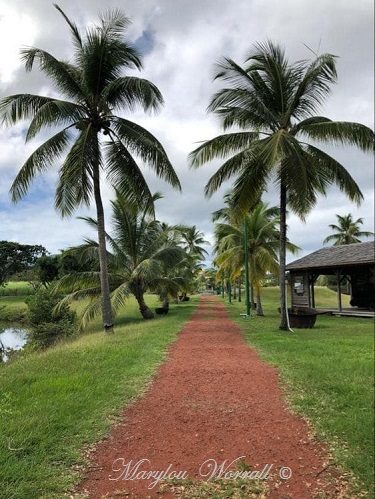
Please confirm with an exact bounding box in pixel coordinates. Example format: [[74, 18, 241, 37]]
[[286, 241, 375, 271]]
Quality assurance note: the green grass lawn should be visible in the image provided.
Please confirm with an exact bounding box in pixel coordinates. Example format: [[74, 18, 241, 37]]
[[0, 282, 32, 322], [0, 294, 198, 499], [0, 296, 28, 322], [224, 286, 374, 497], [0, 281, 34, 296], [1, 286, 374, 497]]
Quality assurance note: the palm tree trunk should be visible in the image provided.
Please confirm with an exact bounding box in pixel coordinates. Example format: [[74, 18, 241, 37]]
[[133, 285, 154, 319], [279, 183, 288, 330], [249, 254, 256, 309], [93, 164, 114, 333], [256, 290, 264, 316], [228, 279, 232, 303], [250, 285, 256, 309], [161, 293, 169, 309]]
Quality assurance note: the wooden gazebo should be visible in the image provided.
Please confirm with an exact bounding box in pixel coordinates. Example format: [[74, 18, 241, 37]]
[[286, 241, 375, 316]]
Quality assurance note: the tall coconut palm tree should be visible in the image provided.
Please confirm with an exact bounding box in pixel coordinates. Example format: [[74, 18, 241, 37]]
[[0, 6, 180, 333], [323, 214, 374, 245], [189, 41, 374, 329], [55, 193, 187, 326], [178, 226, 210, 261]]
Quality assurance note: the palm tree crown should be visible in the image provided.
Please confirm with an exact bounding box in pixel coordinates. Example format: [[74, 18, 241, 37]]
[[0, 5, 181, 332], [179, 226, 210, 261], [189, 40, 374, 328], [56, 193, 187, 326], [214, 198, 299, 314], [323, 214, 374, 245]]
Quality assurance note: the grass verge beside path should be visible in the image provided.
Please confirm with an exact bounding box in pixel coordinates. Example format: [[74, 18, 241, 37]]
[[223, 287, 374, 497], [0, 295, 199, 499]]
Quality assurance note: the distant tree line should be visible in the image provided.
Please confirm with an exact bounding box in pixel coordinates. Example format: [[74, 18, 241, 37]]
[[0, 241, 47, 287]]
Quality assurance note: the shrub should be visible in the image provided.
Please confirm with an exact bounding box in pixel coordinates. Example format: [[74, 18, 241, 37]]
[[26, 290, 77, 348]]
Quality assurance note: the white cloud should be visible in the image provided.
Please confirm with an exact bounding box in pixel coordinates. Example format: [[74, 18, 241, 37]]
[[0, 0, 373, 261], [0, 1, 38, 83]]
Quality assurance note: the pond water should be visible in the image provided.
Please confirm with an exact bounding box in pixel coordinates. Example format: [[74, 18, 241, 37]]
[[0, 325, 29, 362]]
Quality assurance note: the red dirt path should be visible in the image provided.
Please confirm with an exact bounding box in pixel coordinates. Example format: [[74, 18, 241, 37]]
[[77, 295, 342, 498]]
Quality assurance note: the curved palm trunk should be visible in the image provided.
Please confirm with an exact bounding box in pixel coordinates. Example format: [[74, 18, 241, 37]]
[[279, 184, 288, 330], [161, 293, 170, 309], [133, 286, 154, 319], [93, 165, 114, 333]]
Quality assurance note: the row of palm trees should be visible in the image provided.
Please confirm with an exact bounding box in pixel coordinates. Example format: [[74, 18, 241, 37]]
[[1, 6, 374, 331], [54, 193, 206, 326], [212, 194, 299, 316], [211, 204, 373, 315]]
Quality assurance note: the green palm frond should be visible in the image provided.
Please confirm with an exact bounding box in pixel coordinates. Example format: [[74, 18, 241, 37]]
[[110, 282, 131, 315], [215, 104, 271, 132], [54, 4, 83, 50], [147, 276, 182, 293], [289, 52, 337, 119], [98, 8, 132, 37], [297, 119, 375, 152], [305, 144, 363, 204], [26, 100, 85, 141], [55, 126, 100, 216], [102, 77, 163, 112], [276, 137, 326, 217], [80, 12, 142, 97], [132, 259, 164, 280], [189, 132, 259, 168], [54, 271, 101, 292], [10, 128, 72, 202], [152, 245, 187, 267], [20, 48, 85, 101], [213, 56, 253, 85], [77, 216, 99, 232], [80, 297, 103, 331], [209, 51, 281, 128], [0, 94, 55, 125], [229, 160, 270, 215], [205, 148, 264, 200], [104, 138, 154, 206], [244, 41, 297, 117], [111, 117, 181, 189]]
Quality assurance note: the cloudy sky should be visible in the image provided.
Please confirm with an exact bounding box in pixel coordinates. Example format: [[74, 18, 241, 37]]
[[0, 0, 374, 265]]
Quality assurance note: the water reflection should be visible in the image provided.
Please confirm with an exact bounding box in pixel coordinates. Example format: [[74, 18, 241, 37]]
[[0, 326, 29, 361]]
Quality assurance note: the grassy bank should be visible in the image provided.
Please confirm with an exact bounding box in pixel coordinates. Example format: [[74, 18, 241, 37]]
[[0, 281, 34, 296], [0, 295, 198, 499], [224, 287, 374, 496], [0, 281, 34, 323]]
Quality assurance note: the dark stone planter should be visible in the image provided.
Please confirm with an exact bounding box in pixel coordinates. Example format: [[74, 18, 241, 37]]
[[288, 307, 318, 328], [155, 307, 169, 315]]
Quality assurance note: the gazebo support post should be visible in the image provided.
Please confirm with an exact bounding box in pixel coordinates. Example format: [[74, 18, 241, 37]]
[[310, 274, 316, 308], [337, 270, 342, 312]]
